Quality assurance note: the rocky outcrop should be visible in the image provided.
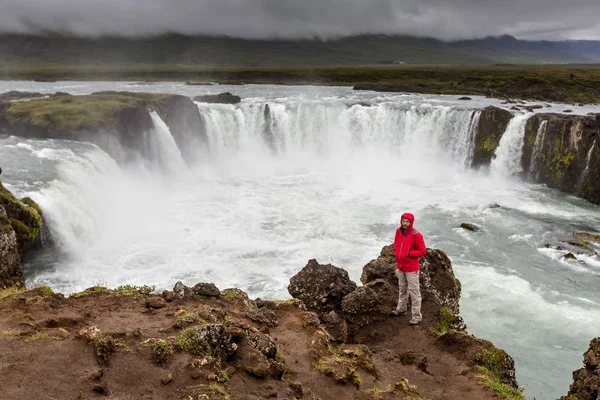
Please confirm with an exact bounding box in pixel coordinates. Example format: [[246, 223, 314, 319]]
[[561, 337, 600, 400], [193, 92, 241, 104], [0, 182, 43, 288], [288, 258, 357, 315], [471, 106, 514, 168], [0, 205, 22, 288], [0, 91, 208, 166], [522, 113, 600, 204]]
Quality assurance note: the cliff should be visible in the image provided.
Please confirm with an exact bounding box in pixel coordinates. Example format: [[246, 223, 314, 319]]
[[0, 247, 523, 400], [561, 337, 600, 400], [522, 113, 600, 204], [0, 181, 43, 288], [0, 91, 208, 165]]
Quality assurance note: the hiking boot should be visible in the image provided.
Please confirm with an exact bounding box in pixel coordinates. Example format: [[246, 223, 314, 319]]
[[408, 319, 421, 326], [390, 309, 407, 317]]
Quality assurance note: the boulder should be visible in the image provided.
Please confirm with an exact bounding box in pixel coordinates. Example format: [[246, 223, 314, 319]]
[[458, 96, 472, 100], [173, 281, 193, 298], [145, 297, 167, 309], [288, 259, 357, 315], [193, 92, 241, 104], [460, 223, 479, 232], [197, 324, 237, 358], [192, 282, 221, 297]]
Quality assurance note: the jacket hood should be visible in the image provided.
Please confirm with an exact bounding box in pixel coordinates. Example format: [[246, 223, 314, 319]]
[[401, 213, 415, 230]]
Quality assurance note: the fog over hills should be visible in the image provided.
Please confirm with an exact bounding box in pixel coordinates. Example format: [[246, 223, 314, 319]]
[[1, 33, 600, 67]]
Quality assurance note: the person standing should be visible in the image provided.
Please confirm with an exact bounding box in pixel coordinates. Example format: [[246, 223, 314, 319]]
[[390, 212, 427, 325]]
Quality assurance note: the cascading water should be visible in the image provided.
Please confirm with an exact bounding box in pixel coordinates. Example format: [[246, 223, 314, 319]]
[[490, 113, 532, 176], [529, 120, 548, 178], [145, 111, 187, 173], [197, 101, 481, 167], [2, 82, 599, 400]]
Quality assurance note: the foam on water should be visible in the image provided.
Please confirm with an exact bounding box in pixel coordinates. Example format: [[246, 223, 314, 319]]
[[1, 83, 599, 400]]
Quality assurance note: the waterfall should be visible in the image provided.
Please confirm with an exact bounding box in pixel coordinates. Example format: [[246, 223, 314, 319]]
[[146, 111, 187, 173], [580, 139, 597, 184], [529, 120, 548, 179], [490, 113, 532, 177], [196, 101, 481, 167]]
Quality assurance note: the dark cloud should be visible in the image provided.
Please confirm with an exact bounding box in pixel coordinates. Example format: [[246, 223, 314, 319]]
[[0, 0, 598, 40]]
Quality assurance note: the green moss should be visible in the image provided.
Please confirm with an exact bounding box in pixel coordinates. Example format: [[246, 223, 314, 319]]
[[69, 286, 111, 298], [152, 339, 171, 364], [472, 348, 511, 384], [70, 285, 154, 298], [174, 327, 210, 356], [431, 306, 456, 336], [208, 382, 228, 396], [113, 284, 155, 296], [173, 309, 199, 328], [478, 136, 499, 152], [544, 131, 576, 182], [38, 285, 55, 297], [89, 333, 117, 362], [475, 366, 526, 400], [0, 182, 42, 253], [3, 92, 173, 133], [21, 197, 43, 216]]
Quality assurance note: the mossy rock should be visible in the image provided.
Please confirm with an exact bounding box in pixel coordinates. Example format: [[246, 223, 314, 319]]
[[1, 92, 172, 133], [0, 182, 43, 253], [471, 107, 513, 168]]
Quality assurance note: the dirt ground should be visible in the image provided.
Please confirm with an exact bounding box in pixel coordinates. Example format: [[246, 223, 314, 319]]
[[0, 286, 503, 400]]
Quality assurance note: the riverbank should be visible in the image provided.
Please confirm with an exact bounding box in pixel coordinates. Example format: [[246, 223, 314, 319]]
[[1, 65, 600, 104]]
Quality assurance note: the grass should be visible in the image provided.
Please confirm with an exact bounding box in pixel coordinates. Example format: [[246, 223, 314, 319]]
[[70, 284, 155, 298], [430, 306, 456, 336], [152, 339, 171, 364], [22, 332, 63, 343], [0, 329, 19, 338], [1, 63, 600, 102], [475, 366, 526, 400], [0, 286, 24, 301], [2, 93, 171, 133]]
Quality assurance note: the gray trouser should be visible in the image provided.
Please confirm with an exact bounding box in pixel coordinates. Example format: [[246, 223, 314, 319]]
[[396, 270, 422, 322]]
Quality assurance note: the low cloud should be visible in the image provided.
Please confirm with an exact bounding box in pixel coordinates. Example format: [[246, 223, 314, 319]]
[[0, 0, 598, 40]]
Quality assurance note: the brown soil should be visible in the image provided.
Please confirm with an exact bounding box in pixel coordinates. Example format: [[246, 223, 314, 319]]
[[0, 286, 500, 400]]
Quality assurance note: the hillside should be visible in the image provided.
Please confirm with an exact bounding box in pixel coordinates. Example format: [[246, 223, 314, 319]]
[[1, 33, 600, 67]]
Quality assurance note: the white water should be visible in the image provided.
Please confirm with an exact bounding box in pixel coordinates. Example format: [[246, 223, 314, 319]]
[[1, 82, 599, 400], [491, 113, 532, 176], [529, 120, 548, 178], [147, 111, 187, 173]]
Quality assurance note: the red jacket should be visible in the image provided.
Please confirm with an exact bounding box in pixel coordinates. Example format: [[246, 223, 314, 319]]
[[393, 213, 427, 272]]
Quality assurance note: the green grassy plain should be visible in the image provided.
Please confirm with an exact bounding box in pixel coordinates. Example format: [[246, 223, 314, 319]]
[[2, 64, 599, 103]]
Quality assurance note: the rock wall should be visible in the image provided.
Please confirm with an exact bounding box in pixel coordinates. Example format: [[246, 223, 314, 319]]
[[0, 182, 43, 288], [0, 92, 208, 166], [561, 337, 600, 400], [471, 106, 514, 168], [522, 113, 600, 204], [0, 205, 22, 288]]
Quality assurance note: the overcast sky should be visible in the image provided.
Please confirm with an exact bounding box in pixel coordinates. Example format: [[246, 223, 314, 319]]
[[0, 0, 599, 41]]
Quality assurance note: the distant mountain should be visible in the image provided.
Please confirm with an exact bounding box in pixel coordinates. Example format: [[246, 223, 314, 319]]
[[0, 33, 599, 67]]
